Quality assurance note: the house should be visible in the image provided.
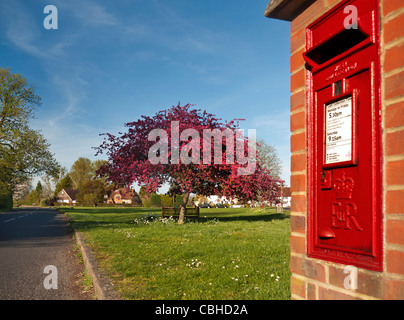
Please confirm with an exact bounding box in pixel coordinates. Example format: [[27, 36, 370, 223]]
[[56, 188, 79, 205], [193, 195, 240, 207], [106, 187, 142, 205]]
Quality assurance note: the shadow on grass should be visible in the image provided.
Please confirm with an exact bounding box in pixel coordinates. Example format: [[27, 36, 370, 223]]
[[201, 212, 290, 223], [61, 206, 290, 232]]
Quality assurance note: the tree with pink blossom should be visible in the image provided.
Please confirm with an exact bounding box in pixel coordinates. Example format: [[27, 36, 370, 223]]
[[96, 103, 283, 224]]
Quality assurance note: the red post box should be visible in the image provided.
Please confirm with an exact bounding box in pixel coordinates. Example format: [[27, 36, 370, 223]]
[[304, 0, 382, 271]]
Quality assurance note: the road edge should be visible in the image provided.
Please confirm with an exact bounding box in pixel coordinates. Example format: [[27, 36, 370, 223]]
[[55, 207, 121, 300], [75, 231, 121, 300]]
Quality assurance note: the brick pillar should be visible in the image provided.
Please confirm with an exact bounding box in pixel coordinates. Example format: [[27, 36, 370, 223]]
[[381, 0, 404, 298], [288, 0, 404, 299]]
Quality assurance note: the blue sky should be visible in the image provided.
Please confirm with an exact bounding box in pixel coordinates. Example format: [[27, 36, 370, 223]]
[[0, 0, 291, 189]]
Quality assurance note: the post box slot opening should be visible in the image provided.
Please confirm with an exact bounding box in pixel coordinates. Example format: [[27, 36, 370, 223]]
[[305, 28, 369, 65]]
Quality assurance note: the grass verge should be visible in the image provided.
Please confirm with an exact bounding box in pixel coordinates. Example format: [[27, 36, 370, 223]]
[[62, 206, 291, 300]]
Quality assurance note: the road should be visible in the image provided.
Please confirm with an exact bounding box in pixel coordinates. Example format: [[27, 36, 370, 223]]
[[0, 207, 93, 300]]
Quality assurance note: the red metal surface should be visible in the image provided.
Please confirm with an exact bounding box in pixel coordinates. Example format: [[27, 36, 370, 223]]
[[304, 0, 382, 271]]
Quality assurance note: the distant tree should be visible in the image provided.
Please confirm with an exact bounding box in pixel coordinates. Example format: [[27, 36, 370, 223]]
[[0, 68, 59, 205], [76, 180, 105, 206], [24, 181, 43, 205], [35, 181, 43, 195], [69, 157, 94, 189], [40, 166, 68, 199], [55, 174, 73, 195], [256, 139, 283, 179]]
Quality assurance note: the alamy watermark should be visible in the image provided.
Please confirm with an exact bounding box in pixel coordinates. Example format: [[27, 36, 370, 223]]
[[43, 265, 58, 290], [343, 265, 358, 290], [147, 121, 256, 176], [344, 5, 358, 30], [43, 5, 58, 30]]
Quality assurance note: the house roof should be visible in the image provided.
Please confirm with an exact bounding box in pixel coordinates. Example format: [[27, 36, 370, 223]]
[[264, 0, 316, 21], [60, 188, 79, 201]]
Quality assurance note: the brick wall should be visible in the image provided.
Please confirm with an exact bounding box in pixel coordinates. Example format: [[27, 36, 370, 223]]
[[289, 0, 404, 299]]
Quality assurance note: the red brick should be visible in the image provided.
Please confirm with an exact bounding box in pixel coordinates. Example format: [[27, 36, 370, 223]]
[[291, 153, 306, 172], [291, 0, 325, 35], [290, 214, 306, 233], [384, 278, 404, 299], [385, 70, 404, 101], [307, 282, 316, 300], [291, 195, 306, 213], [290, 47, 305, 73], [290, 234, 306, 254], [291, 68, 306, 92], [384, 42, 404, 73], [385, 100, 404, 129], [327, 265, 383, 298], [291, 132, 306, 153], [386, 160, 404, 185], [291, 275, 306, 299], [383, 12, 404, 45], [328, 265, 348, 290], [291, 110, 306, 132], [386, 219, 404, 246], [357, 270, 384, 299], [386, 249, 404, 275], [291, 174, 306, 193], [386, 190, 404, 214], [318, 287, 360, 300], [382, 0, 404, 17], [290, 255, 326, 281], [291, 27, 306, 53], [385, 129, 404, 156], [290, 89, 306, 112]]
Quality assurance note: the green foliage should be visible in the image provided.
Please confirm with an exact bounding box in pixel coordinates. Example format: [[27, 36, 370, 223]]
[[55, 174, 73, 195], [76, 179, 106, 206], [174, 195, 184, 206], [141, 196, 152, 207], [160, 194, 173, 207], [256, 138, 283, 179], [35, 181, 43, 195], [0, 67, 59, 193], [0, 191, 13, 210], [70, 157, 94, 189], [150, 193, 162, 206]]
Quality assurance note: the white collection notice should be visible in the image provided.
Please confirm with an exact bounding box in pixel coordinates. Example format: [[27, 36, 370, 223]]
[[325, 96, 352, 164]]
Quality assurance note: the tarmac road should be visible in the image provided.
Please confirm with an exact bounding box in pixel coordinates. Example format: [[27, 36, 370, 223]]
[[0, 207, 93, 300]]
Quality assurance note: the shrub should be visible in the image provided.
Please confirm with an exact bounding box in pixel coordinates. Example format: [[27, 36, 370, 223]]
[[141, 195, 152, 207], [160, 194, 173, 207], [150, 193, 162, 206], [0, 192, 13, 210]]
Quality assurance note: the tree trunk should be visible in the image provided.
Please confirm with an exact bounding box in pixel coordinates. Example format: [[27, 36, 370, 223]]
[[178, 191, 190, 225]]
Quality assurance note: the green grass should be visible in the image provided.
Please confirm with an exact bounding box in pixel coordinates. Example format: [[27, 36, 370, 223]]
[[62, 206, 291, 300]]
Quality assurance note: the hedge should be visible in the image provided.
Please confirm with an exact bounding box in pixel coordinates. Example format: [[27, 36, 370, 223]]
[[0, 192, 13, 211]]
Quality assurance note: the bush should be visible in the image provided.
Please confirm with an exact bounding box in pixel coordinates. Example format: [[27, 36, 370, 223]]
[[150, 193, 162, 206], [174, 195, 184, 206], [0, 192, 13, 210], [141, 195, 152, 207], [160, 194, 173, 207]]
